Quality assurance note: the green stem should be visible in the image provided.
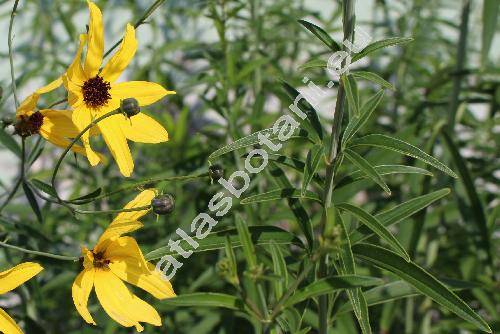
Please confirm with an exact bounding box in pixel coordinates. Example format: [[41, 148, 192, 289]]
[[0, 138, 26, 213], [74, 205, 150, 215], [0, 240, 78, 261], [50, 109, 122, 200], [8, 0, 20, 107]]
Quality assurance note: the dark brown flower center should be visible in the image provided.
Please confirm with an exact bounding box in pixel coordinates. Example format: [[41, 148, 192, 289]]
[[82, 75, 111, 108], [92, 251, 110, 269], [14, 111, 44, 137]]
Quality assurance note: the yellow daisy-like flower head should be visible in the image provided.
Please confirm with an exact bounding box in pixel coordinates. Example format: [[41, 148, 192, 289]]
[[63, 1, 175, 177], [72, 189, 175, 332], [0, 262, 43, 334], [14, 79, 94, 159]]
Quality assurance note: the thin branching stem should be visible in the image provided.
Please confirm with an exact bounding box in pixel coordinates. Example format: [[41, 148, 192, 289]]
[[0, 138, 25, 213], [0, 240, 78, 261], [8, 0, 20, 107]]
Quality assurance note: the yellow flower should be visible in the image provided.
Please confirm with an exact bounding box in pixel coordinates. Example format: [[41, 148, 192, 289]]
[[0, 262, 43, 334], [14, 79, 95, 159], [62, 1, 175, 177], [72, 189, 175, 331]]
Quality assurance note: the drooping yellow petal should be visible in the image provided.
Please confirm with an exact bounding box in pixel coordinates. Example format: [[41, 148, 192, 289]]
[[72, 107, 101, 166], [120, 113, 169, 143], [101, 237, 147, 267], [35, 77, 63, 94], [16, 93, 39, 117], [113, 189, 156, 223], [94, 270, 161, 331], [0, 262, 43, 295], [84, 2, 104, 77], [40, 110, 80, 137], [0, 307, 23, 334], [97, 115, 134, 177], [65, 34, 88, 86], [81, 247, 95, 270], [72, 269, 96, 325], [95, 220, 144, 251], [109, 259, 175, 300], [112, 81, 175, 107], [101, 24, 137, 83]]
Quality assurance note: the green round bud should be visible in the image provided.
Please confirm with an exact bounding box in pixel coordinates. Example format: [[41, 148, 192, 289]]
[[209, 164, 224, 181], [120, 98, 140, 117], [151, 193, 175, 215]]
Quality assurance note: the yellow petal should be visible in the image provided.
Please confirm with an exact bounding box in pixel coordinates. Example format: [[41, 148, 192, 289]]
[[65, 34, 88, 86], [0, 307, 23, 334], [0, 262, 43, 295], [101, 24, 137, 83], [113, 189, 156, 223], [84, 2, 104, 77], [72, 269, 96, 325], [94, 270, 161, 331], [40, 109, 80, 137], [102, 237, 147, 265], [97, 115, 134, 177], [35, 77, 63, 94], [109, 259, 175, 300], [72, 107, 101, 166], [120, 113, 169, 143], [112, 81, 175, 107], [16, 93, 39, 117], [96, 220, 144, 251]]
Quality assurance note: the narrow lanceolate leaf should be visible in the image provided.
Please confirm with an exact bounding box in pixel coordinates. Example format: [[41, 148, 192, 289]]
[[69, 187, 103, 204], [270, 242, 288, 300], [344, 149, 391, 195], [235, 215, 258, 268], [342, 75, 359, 116], [301, 145, 324, 196], [342, 90, 384, 145], [299, 58, 327, 70], [22, 182, 43, 223], [336, 165, 432, 190], [0, 128, 21, 158], [30, 179, 57, 198], [349, 134, 457, 178], [283, 275, 383, 308], [352, 37, 413, 62], [298, 19, 341, 52], [441, 129, 492, 264], [337, 203, 409, 261], [264, 154, 325, 186], [351, 71, 395, 91], [350, 188, 450, 244], [481, 0, 499, 67], [145, 226, 303, 260], [352, 244, 492, 333], [159, 293, 245, 311], [240, 188, 322, 205]]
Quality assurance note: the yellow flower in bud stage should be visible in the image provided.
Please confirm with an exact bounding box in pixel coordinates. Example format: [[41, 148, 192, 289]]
[[14, 79, 97, 159], [72, 189, 175, 332], [62, 1, 175, 177], [0, 262, 43, 334]]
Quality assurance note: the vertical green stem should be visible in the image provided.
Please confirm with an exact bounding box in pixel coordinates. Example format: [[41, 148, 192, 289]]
[[0, 138, 25, 212], [447, 0, 470, 129], [319, 1, 356, 333], [8, 0, 20, 108]]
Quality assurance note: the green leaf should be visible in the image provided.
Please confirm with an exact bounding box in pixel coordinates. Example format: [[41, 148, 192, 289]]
[[298, 19, 341, 51], [441, 129, 492, 263], [240, 188, 322, 205], [145, 226, 303, 261], [282, 81, 324, 141], [69, 188, 103, 204], [350, 188, 450, 244], [344, 149, 391, 194], [337, 203, 409, 261], [270, 242, 288, 300], [342, 75, 359, 116], [159, 293, 245, 310], [235, 215, 257, 268], [352, 244, 492, 333], [352, 37, 413, 62], [301, 145, 324, 196], [30, 179, 57, 198], [349, 134, 458, 178], [0, 128, 21, 158], [22, 182, 42, 223], [336, 164, 432, 190], [481, 0, 499, 67], [236, 57, 269, 81], [283, 275, 383, 308], [342, 90, 385, 145], [299, 58, 327, 71], [351, 71, 395, 90], [264, 154, 324, 186]]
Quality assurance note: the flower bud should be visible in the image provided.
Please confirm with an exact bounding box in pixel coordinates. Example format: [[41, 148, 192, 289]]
[[120, 98, 140, 117], [209, 164, 224, 181], [151, 193, 175, 215], [1, 116, 13, 128]]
